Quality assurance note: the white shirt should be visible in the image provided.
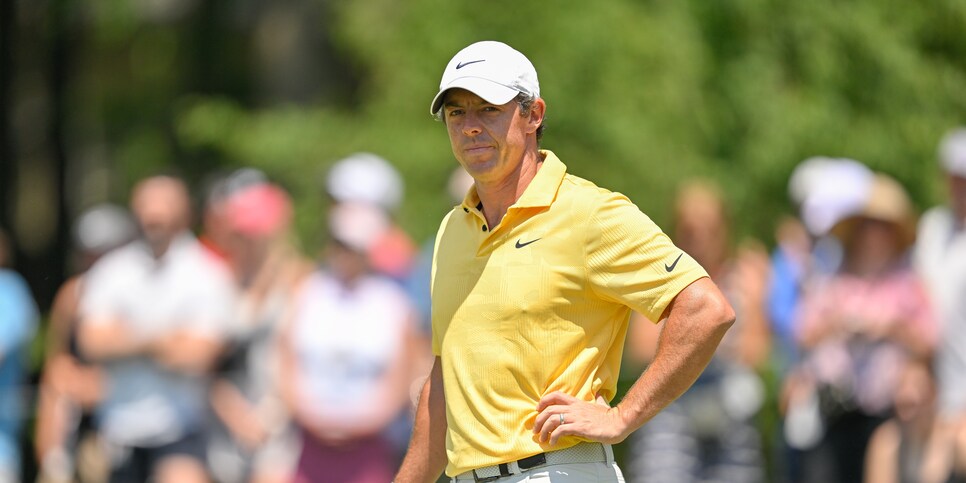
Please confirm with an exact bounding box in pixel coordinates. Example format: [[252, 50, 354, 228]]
[[80, 233, 236, 446], [914, 206, 966, 415], [290, 271, 413, 429]]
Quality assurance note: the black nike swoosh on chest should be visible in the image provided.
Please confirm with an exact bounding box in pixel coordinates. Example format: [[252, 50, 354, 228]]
[[515, 238, 541, 249]]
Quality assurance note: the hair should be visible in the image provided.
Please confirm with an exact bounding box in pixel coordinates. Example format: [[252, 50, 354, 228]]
[[435, 91, 546, 143], [515, 92, 545, 143]]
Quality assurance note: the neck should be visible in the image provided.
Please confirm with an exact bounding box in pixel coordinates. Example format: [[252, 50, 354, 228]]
[[476, 149, 544, 228]]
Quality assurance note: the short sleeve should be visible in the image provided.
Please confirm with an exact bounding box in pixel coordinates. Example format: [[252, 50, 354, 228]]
[[78, 255, 127, 325], [585, 193, 707, 323], [181, 255, 237, 337]]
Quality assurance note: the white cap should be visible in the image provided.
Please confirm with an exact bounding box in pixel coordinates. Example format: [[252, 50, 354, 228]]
[[74, 203, 136, 254], [430, 41, 540, 116], [939, 127, 966, 178], [326, 152, 404, 212], [792, 157, 874, 236]]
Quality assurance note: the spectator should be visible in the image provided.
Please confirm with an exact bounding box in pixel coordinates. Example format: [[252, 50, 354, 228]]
[[279, 202, 422, 483], [324, 153, 416, 281], [208, 180, 312, 483], [914, 127, 966, 480], [76, 175, 237, 483], [625, 180, 769, 483], [0, 228, 40, 483], [770, 157, 876, 373], [784, 172, 937, 483], [35, 203, 136, 483], [863, 357, 962, 483]]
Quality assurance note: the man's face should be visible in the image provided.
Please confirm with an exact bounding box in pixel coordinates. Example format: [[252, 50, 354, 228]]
[[441, 89, 540, 184], [131, 178, 189, 249]]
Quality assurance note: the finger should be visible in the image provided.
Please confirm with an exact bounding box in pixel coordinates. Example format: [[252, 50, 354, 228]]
[[548, 417, 571, 446], [532, 404, 564, 435], [536, 391, 575, 412], [539, 411, 565, 443]]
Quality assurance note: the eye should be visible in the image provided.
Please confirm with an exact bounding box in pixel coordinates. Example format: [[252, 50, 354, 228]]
[[446, 108, 464, 118], [482, 106, 499, 112]]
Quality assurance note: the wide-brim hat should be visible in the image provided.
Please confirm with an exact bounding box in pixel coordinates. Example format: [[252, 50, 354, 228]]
[[830, 173, 917, 249]]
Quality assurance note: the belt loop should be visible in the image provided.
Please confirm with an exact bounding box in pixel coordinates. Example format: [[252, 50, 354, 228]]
[[603, 443, 615, 465]]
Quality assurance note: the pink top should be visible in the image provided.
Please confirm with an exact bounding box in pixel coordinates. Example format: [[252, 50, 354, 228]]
[[796, 267, 937, 414]]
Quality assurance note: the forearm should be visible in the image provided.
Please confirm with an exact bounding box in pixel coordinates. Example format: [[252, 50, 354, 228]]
[[77, 322, 147, 361], [395, 357, 448, 483], [616, 278, 734, 435], [153, 332, 223, 374]]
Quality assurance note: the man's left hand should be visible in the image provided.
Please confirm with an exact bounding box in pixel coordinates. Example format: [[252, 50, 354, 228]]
[[532, 391, 628, 446]]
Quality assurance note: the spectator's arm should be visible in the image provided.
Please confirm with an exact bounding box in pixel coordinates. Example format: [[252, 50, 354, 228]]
[[151, 328, 224, 374], [76, 315, 149, 361], [864, 420, 900, 483]]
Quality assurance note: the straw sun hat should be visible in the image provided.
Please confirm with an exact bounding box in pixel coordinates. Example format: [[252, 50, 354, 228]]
[[830, 173, 917, 250]]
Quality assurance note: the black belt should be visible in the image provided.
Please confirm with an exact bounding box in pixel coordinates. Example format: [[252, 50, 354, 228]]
[[460, 442, 608, 482]]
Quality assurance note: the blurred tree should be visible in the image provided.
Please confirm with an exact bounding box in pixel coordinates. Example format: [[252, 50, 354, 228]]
[[3, 0, 966, 305]]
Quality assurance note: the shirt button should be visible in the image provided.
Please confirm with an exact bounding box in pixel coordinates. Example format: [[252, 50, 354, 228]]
[[482, 225, 488, 232], [463, 207, 469, 213]]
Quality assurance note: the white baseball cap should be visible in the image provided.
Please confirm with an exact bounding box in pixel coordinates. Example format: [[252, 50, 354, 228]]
[[939, 127, 966, 178], [326, 152, 404, 212], [430, 41, 540, 116], [792, 157, 874, 236]]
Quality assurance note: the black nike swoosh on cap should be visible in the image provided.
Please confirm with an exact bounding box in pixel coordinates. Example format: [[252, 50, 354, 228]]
[[456, 60, 485, 69]]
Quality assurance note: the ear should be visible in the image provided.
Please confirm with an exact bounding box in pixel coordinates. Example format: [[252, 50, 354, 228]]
[[526, 98, 546, 135]]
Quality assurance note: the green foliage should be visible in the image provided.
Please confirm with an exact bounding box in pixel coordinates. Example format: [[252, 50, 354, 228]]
[[80, 0, 966, 248]]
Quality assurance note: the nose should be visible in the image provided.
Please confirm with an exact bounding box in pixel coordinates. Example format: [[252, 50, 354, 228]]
[[461, 111, 483, 137]]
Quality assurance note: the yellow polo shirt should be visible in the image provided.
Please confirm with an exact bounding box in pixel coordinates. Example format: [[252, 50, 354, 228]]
[[430, 150, 707, 476]]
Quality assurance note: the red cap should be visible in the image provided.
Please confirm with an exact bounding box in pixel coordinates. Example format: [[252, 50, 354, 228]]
[[225, 184, 293, 237]]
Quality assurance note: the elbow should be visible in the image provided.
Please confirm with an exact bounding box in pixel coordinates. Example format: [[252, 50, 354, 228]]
[[75, 325, 100, 361], [710, 293, 737, 336]]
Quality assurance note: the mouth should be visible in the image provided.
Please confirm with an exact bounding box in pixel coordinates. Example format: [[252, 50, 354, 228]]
[[463, 145, 493, 155]]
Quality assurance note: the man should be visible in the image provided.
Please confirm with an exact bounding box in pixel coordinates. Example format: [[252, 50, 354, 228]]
[[77, 175, 236, 483], [914, 127, 966, 478], [394, 41, 735, 483]]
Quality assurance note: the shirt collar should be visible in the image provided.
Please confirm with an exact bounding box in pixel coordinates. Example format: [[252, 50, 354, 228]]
[[459, 150, 567, 211]]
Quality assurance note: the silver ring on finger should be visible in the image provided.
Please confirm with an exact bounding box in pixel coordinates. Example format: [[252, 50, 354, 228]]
[[559, 413, 565, 425]]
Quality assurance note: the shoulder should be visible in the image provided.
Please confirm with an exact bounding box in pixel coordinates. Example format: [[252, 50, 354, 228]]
[[557, 173, 650, 224], [84, 242, 145, 281], [0, 269, 33, 301], [919, 206, 955, 233]]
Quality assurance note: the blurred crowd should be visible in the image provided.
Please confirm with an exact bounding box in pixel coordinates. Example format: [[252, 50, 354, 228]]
[[3, 127, 966, 483]]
